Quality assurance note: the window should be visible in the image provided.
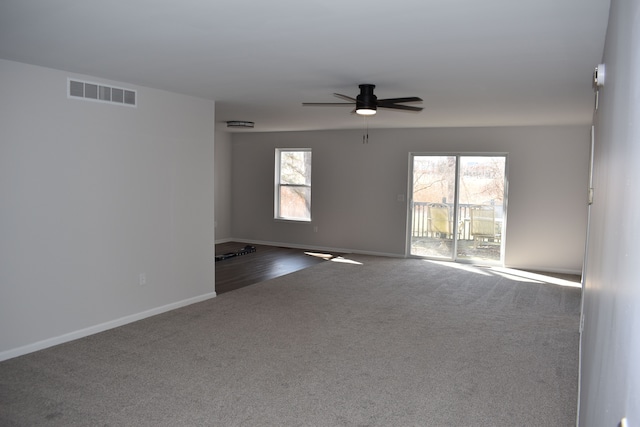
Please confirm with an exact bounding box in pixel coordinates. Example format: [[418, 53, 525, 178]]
[[275, 149, 312, 221]]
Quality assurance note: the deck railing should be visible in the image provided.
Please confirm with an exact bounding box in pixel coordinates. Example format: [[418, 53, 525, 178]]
[[411, 202, 502, 241]]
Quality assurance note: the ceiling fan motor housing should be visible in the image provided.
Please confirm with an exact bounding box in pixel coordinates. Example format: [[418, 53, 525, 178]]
[[356, 84, 377, 111]]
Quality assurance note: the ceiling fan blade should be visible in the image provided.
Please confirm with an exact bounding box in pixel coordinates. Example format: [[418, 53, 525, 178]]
[[377, 97, 423, 104], [378, 104, 423, 112], [302, 102, 355, 106], [333, 93, 357, 102]]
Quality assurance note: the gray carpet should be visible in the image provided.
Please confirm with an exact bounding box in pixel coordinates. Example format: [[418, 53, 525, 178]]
[[0, 255, 581, 426]]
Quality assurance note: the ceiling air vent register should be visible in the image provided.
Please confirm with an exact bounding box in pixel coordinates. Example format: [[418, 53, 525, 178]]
[[68, 78, 136, 107]]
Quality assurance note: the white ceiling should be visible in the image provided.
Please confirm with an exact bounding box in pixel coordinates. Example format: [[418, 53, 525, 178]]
[[0, 0, 610, 132]]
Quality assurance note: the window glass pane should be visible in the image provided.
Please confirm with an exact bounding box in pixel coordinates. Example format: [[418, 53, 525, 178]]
[[456, 156, 505, 262], [280, 151, 311, 185], [279, 186, 311, 220], [410, 156, 457, 258]]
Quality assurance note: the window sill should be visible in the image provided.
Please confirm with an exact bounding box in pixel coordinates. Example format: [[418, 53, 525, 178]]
[[274, 218, 312, 223]]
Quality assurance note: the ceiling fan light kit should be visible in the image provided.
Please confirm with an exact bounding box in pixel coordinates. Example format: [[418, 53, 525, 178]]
[[356, 108, 377, 116]]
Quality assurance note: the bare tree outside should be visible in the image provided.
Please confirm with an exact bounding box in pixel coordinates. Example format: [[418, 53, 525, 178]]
[[413, 156, 504, 205], [459, 156, 505, 207], [412, 156, 455, 204]]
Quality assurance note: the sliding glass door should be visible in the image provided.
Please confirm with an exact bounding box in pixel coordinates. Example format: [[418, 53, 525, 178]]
[[409, 154, 507, 263]]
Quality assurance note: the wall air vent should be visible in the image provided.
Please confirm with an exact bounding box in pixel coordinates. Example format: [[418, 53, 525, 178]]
[[67, 78, 137, 107]]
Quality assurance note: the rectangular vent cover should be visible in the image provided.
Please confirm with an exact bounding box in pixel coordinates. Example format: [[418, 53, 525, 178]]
[[67, 78, 136, 107]]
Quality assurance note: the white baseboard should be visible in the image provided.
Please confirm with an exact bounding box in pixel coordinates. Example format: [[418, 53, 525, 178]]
[[223, 238, 582, 275], [214, 237, 234, 244], [0, 291, 217, 362]]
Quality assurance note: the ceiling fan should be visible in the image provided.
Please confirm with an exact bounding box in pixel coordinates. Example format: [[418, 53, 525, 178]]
[[303, 84, 423, 116]]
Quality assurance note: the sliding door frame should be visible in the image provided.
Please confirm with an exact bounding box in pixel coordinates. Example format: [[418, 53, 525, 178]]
[[406, 152, 509, 265]]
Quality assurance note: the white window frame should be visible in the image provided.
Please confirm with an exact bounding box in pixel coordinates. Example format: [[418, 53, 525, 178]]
[[275, 148, 312, 221]]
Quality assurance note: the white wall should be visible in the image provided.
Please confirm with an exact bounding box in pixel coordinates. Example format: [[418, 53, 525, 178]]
[[579, 0, 640, 425], [0, 60, 216, 359], [231, 125, 590, 273], [214, 130, 232, 241]]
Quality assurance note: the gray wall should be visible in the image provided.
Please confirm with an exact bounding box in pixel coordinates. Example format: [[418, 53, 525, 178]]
[[214, 130, 232, 240], [0, 60, 216, 359], [231, 125, 590, 273], [580, 0, 640, 425]]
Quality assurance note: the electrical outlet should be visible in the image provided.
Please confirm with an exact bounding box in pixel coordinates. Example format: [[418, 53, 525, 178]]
[[313, 226, 318, 233], [580, 314, 585, 333], [139, 273, 146, 286]]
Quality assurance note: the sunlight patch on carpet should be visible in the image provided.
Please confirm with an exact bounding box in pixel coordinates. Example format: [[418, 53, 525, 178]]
[[425, 260, 493, 276], [488, 267, 582, 287]]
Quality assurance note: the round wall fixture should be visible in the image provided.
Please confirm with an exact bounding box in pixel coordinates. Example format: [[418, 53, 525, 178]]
[[226, 121, 254, 128], [593, 64, 605, 89]]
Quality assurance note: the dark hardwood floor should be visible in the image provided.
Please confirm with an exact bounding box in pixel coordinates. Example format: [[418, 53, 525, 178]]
[[215, 242, 342, 294]]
